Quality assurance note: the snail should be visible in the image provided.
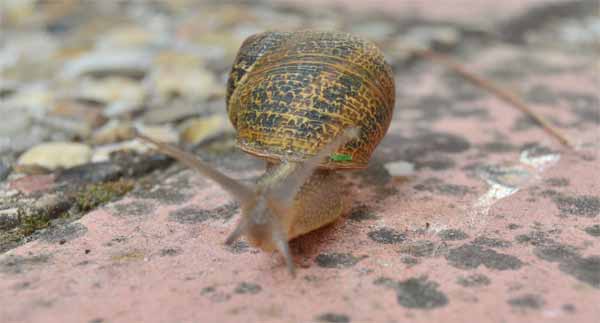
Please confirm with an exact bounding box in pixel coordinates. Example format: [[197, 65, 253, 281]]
[[137, 30, 395, 274]]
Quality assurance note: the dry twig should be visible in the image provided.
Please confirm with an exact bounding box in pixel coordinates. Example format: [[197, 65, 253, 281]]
[[409, 48, 574, 150]]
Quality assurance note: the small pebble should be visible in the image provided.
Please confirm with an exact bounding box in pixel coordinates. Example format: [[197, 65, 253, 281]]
[[400, 25, 460, 50], [18, 142, 92, 170], [76, 77, 145, 108], [49, 100, 107, 129], [151, 67, 220, 101], [61, 49, 152, 79], [92, 120, 134, 145], [179, 115, 231, 145], [384, 160, 416, 177], [136, 125, 179, 143], [91, 140, 149, 163]]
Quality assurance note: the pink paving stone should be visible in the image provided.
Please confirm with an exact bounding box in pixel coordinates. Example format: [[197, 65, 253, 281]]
[[2, 2, 600, 323], [1, 41, 599, 321]]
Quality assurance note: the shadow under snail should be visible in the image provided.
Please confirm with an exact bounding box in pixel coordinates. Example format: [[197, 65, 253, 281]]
[[137, 30, 395, 275]]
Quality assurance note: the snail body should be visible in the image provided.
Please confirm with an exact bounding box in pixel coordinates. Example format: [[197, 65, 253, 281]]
[[138, 31, 395, 274]]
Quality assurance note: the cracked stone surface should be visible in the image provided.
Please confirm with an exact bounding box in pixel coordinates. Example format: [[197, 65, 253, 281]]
[[1, 1, 599, 323]]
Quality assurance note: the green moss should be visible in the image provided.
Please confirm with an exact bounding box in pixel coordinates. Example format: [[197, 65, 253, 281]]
[[0, 180, 135, 253], [76, 180, 134, 212], [0, 230, 25, 253], [19, 211, 51, 236], [0, 209, 53, 252]]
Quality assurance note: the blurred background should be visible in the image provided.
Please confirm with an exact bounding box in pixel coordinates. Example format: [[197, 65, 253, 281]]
[[1, 0, 597, 168]]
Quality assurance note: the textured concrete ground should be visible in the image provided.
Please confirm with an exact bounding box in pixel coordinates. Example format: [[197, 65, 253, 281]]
[[1, 1, 599, 323]]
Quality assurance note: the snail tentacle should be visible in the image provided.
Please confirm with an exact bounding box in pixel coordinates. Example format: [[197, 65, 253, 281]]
[[135, 132, 254, 204]]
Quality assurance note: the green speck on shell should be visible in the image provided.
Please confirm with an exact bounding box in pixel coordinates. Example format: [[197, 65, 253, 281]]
[[330, 153, 352, 162]]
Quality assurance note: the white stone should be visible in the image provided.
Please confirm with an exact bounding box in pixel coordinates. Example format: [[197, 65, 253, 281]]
[[17, 142, 92, 169], [384, 160, 416, 177]]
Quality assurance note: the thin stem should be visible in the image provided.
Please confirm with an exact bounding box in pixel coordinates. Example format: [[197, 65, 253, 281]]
[[411, 48, 574, 150]]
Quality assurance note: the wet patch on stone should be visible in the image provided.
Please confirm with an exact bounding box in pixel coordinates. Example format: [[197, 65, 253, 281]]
[[479, 141, 517, 154], [409, 132, 471, 155], [104, 235, 128, 247], [315, 313, 350, 323], [12, 281, 32, 290], [401, 256, 420, 266], [524, 85, 559, 105], [0, 254, 51, 274], [534, 243, 579, 263], [315, 253, 366, 268], [507, 294, 545, 310], [227, 240, 249, 254], [368, 227, 406, 244], [544, 177, 569, 187], [234, 282, 261, 295], [354, 161, 397, 199], [512, 114, 538, 131], [438, 229, 469, 241], [457, 273, 491, 287], [406, 92, 488, 121], [414, 155, 456, 171], [159, 247, 182, 257], [169, 206, 211, 224], [485, 53, 569, 80], [131, 185, 193, 205], [169, 202, 239, 224], [562, 304, 576, 313], [208, 202, 239, 222], [379, 132, 471, 165], [551, 194, 600, 217], [472, 236, 512, 249], [515, 231, 554, 246], [406, 95, 454, 122], [518, 231, 600, 289], [413, 178, 473, 197], [559, 255, 600, 289], [76, 260, 94, 267], [374, 276, 448, 309], [563, 92, 600, 125], [56, 162, 123, 185], [198, 147, 265, 174], [451, 106, 490, 119], [200, 286, 231, 303], [399, 240, 448, 258], [110, 200, 155, 217], [584, 225, 600, 237], [446, 244, 523, 270], [39, 222, 87, 243], [507, 223, 521, 230], [347, 204, 378, 222]]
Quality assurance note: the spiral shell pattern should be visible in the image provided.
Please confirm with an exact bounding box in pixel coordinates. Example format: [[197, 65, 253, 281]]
[[226, 31, 395, 169]]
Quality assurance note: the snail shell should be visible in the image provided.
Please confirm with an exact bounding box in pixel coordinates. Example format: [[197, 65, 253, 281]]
[[226, 30, 395, 169]]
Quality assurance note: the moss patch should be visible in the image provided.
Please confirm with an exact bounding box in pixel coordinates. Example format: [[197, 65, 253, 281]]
[[1, 180, 134, 254], [19, 209, 52, 236], [76, 180, 134, 212], [0, 230, 26, 253]]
